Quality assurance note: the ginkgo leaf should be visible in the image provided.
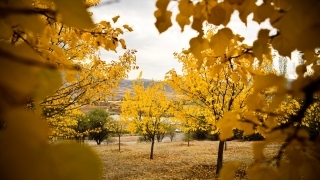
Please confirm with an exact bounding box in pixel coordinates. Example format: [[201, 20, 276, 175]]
[[252, 142, 265, 161], [191, 17, 204, 34], [189, 36, 209, 68], [112, 15, 120, 23], [253, 2, 275, 24], [208, 3, 226, 25], [252, 29, 271, 61], [53, 0, 94, 29], [235, 0, 256, 25], [176, 13, 191, 32], [0, 20, 13, 38], [116, 28, 124, 34], [119, 39, 126, 49], [253, 74, 286, 92], [216, 111, 239, 140], [271, 35, 294, 58], [243, 111, 260, 125], [155, 10, 172, 33], [209, 28, 233, 56], [219, 162, 240, 180], [247, 165, 279, 180], [246, 94, 264, 111], [65, 70, 77, 82], [51, 142, 102, 180], [0, 43, 42, 103], [34, 69, 62, 104], [178, 0, 194, 17], [123, 24, 133, 32], [100, 21, 111, 28]]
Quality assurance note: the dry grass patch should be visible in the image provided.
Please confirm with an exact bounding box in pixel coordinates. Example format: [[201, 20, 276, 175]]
[[93, 141, 280, 180]]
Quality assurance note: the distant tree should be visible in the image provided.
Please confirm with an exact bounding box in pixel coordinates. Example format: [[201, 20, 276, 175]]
[[87, 109, 113, 145], [121, 74, 174, 159], [167, 125, 176, 142], [73, 115, 90, 144], [110, 119, 128, 151]]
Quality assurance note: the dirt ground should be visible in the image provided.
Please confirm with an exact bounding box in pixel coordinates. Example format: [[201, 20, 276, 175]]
[[92, 140, 280, 180]]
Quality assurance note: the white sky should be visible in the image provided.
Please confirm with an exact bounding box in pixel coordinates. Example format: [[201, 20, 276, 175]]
[[90, 0, 299, 80]]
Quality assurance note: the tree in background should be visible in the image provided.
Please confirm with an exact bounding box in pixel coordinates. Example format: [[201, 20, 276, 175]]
[[110, 119, 128, 151], [166, 124, 177, 142], [121, 74, 174, 159], [87, 108, 113, 145], [166, 29, 259, 173]]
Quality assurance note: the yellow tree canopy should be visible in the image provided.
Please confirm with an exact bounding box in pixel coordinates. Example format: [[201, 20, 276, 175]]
[[157, 0, 320, 178]]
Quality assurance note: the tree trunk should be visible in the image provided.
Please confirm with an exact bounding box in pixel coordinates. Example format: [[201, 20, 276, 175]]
[[216, 140, 225, 175], [150, 137, 155, 159], [187, 131, 190, 147], [224, 141, 227, 151], [118, 134, 121, 152]]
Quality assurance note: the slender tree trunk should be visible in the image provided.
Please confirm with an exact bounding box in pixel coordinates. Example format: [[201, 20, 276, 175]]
[[150, 137, 155, 159], [216, 140, 225, 175], [224, 141, 227, 151], [187, 130, 190, 147], [118, 134, 121, 152]]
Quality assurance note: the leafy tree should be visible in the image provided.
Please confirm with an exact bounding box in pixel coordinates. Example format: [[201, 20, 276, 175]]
[[109, 119, 128, 151], [166, 31, 257, 173], [121, 74, 173, 159], [166, 124, 176, 142], [87, 108, 113, 145], [157, 0, 320, 178]]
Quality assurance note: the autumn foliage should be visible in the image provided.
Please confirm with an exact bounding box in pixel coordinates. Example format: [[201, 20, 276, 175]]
[[1, 0, 320, 179]]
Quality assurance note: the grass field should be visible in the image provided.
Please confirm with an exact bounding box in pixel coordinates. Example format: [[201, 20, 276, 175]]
[[92, 139, 281, 180]]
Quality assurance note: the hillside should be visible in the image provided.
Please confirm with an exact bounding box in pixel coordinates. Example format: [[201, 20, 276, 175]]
[[111, 79, 173, 101]]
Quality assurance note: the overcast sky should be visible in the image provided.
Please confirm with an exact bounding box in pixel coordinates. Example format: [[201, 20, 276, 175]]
[[90, 0, 299, 80]]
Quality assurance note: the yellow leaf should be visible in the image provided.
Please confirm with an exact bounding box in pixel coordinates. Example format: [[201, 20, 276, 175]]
[[0, 109, 49, 179], [252, 29, 271, 61], [209, 27, 233, 56], [53, 0, 94, 29], [189, 36, 209, 68], [247, 165, 279, 180], [51, 142, 102, 180], [253, 74, 285, 92], [155, 10, 172, 33], [231, 73, 238, 82], [116, 28, 124, 34], [176, 13, 191, 32], [123, 24, 133, 32], [119, 39, 126, 49], [0, 20, 13, 38], [253, 2, 275, 24], [100, 21, 111, 28], [208, 3, 225, 25], [34, 69, 62, 103], [243, 111, 260, 125], [246, 94, 264, 111], [178, 0, 194, 17], [112, 15, 120, 23], [240, 122, 255, 136], [191, 17, 204, 33], [252, 142, 265, 161], [235, 0, 256, 25], [65, 70, 76, 82], [216, 111, 239, 140], [271, 34, 295, 58], [219, 162, 240, 180], [300, 157, 320, 180], [0, 43, 42, 103]]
